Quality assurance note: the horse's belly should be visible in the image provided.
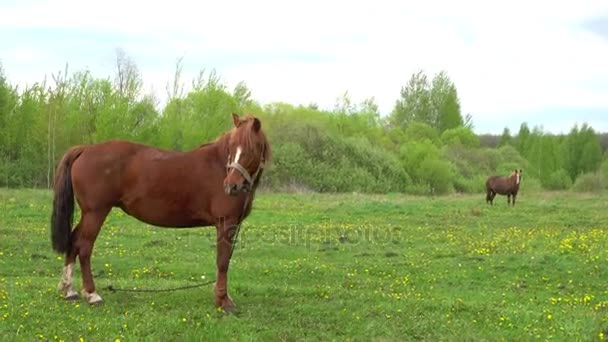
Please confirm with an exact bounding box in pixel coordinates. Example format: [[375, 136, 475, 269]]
[[118, 198, 213, 228]]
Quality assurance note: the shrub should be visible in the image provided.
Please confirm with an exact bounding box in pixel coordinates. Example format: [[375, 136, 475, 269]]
[[266, 123, 410, 193], [519, 176, 543, 193], [418, 157, 453, 195], [600, 159, 608, 188], [544, 169, 573, 190], [441, 126, 480, 148], [572, 172, 604, 193]]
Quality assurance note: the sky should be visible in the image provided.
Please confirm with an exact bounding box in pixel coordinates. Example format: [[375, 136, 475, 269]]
[[2, 0, 608, 134]]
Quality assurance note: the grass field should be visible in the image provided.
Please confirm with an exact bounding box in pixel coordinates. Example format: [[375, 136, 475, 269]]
[[1, 188, 607, 341]]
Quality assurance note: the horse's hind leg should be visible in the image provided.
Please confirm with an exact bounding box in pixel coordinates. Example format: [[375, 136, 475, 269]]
[[76, 208, 110, 305], [58, 223, 80, 300]]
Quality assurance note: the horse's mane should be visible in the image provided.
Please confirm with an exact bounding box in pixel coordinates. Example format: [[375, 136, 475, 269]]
[[198, 115, 271, 162]]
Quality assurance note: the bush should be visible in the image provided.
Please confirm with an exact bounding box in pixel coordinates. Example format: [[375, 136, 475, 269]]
[[600, 159, 608, 187], [266, 122, 411, 193], [519, 176, 543, 193], [418, 157, 453, 195], [572, 172, 604, 193], [441, 126, 480, 148], [544, 169, 573, 190], [497, 145, 528, 169], [453, 174, 487, 193]]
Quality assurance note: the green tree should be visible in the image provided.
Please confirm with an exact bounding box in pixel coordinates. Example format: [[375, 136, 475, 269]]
[[440, 126, 479, 148], [391, 70, 464, 133], [499, 127, 512, 147], [0, 65, 19, 186], [515, 123, 530, 154], [564, 123, 602, 181], [430, 71, 463, 132], [391, 70, 431, 129], [404, 122, 440, 146]]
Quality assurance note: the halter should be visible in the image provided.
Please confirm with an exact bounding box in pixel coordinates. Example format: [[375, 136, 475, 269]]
[[226, 144, 266, 190]]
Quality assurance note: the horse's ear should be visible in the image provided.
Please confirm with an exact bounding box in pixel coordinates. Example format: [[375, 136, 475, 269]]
[[519, 169, 523, 173], [232, 113, 240, 127], [252, 117, 261, 132]]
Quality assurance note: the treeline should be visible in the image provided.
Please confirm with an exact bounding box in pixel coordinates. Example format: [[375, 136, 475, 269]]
[[1, 51, 607, 194]]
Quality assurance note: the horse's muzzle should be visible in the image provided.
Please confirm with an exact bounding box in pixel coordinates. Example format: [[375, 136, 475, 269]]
[[224, 183, 250, 196]]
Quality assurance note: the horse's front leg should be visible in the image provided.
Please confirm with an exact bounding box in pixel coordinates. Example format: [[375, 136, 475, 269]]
[[214, 218, 239, 312]]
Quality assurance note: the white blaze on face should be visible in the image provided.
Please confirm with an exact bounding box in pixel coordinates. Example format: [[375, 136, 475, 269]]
[[233, 146, 242, 165], [516, 173, 520, 184]]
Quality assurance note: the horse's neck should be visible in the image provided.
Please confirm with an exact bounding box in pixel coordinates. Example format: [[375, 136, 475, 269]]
[[194, 136, 229, 168], [510, 175, 519, 187]]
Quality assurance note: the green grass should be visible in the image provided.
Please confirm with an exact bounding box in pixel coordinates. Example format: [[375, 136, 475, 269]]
[[1, 189, 608, 341]]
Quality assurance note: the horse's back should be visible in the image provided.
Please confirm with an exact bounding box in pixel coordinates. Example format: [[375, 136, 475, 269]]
[[68, 140, 223, 226], [69, 141, 179, 205], [486, 176, 499, 188], [486, 175, 515, 195]]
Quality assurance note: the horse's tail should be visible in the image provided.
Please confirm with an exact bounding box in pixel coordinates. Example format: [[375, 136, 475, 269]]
[[51, 146, 85, 254]]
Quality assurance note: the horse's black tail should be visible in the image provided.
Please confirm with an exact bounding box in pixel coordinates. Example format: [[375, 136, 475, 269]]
[[51, 146, 84, 254]]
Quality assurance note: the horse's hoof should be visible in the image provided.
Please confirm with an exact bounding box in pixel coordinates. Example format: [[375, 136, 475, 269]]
[[82, 290, 104, 305], [215, 294, 236, 313], [65, 289, 79, 301], [221, 305, 237, 313]]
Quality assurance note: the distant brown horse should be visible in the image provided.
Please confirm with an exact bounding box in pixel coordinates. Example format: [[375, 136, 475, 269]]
[[485, 169, 522, 206], [51, 113, 270, 311]]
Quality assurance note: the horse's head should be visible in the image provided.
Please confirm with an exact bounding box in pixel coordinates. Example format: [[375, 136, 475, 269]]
[[223, 113, 269, 195], [512, 169, 523, 185], [517, 169, 523, 184]]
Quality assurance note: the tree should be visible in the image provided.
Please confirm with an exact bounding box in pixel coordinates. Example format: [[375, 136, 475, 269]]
[[563, 123, 602, 180], [430, 71, 463, 132], [390, 70, 431, 129], [0, 64, 19, 186], [391, 70, 465, 132], [515, 123, 530, 154], [114, 48, 142, 102], [233, 81, 253, 109], [441, 126, 479, 148], [166, 56, 185, 101], [404, 122, 441, 146], [499, 127, 512, 147]]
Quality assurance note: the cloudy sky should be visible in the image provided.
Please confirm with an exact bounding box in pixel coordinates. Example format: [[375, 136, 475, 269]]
[[2, 0, 608, 134]]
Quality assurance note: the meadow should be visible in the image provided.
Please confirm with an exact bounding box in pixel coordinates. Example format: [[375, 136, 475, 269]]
[[1, 188, 607, 341]]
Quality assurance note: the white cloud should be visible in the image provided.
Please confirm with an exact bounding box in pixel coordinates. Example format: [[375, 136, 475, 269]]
[[1, 0, 608, 133]]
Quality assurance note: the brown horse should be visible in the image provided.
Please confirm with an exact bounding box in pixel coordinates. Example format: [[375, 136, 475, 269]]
[[51, 113, 270, 311], [485, 169, 522, 206]]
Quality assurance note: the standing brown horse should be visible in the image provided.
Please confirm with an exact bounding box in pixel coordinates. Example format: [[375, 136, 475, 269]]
[[485, 169, 522, 206], [51, 113, 270, 311]]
